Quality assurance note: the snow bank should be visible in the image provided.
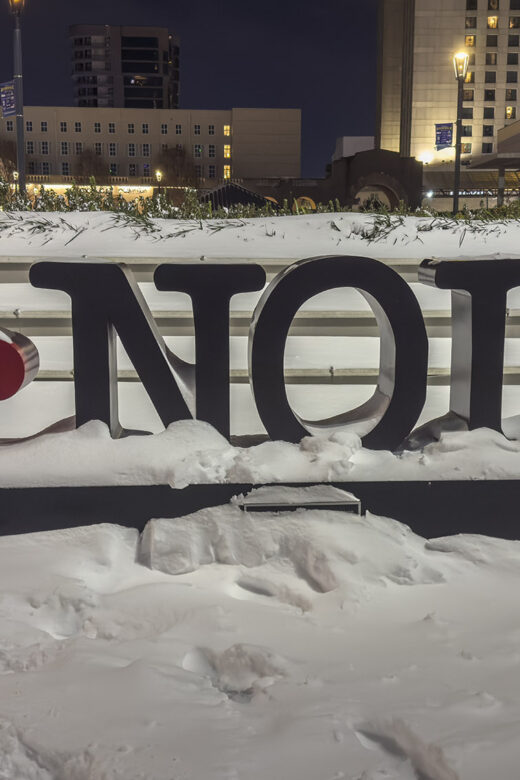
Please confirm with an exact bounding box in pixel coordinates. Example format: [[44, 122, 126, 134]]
[[1, 419, 520, 487], [1, 210, 520, 260], [2, 510, 520, 777]]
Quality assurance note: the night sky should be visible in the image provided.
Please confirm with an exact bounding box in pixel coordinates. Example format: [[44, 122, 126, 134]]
[[0, 0, 378, 177]]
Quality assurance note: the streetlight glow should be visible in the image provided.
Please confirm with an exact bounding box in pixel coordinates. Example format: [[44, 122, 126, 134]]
[[453, 52, 469, 81], [8, 0, 25, 15], [154, 170, 163, 183]]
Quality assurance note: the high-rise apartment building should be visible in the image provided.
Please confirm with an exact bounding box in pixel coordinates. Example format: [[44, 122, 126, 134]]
[[376, 0, 520, 169], [69, 25, 180, 110]]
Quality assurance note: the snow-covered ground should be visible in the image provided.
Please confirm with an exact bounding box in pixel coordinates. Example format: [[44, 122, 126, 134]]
[[1, 509, 520, 779], [1, 210, 520, 260]]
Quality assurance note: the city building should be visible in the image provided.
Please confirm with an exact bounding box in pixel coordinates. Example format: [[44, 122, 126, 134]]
[[0, 106, 301, 184], [376, 0, 520, 171], [69, 25, 180, 109]]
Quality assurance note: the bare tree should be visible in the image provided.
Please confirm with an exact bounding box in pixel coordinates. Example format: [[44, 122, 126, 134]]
[[153, 146, 198, 188], [0, 139, 16, 181], [74, 149, 110, 183]]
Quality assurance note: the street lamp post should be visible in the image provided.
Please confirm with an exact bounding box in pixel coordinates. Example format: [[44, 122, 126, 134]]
[[155, 169, 163, 197], [8, 0, 26, 197], [453, 51, 469, 215]]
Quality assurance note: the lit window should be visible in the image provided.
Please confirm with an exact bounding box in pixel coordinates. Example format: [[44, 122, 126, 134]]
[[510, 16, 520, 28], [223, 144, 231, 158], [40, 121, 47, 132], [108, 122, 116, 134], [142, 143, 151, 156], [142, 123, 149, 134], [128, 123, 135, 134], [488, 0, 499, 9], [194, 124, 201, 135], [486, 52, 498, 65], [95, 142, 102, 155], [60, 121, 67, 132], [465, 71, 475, 83], [223, 164, 231, 179], [6, 120, 13, 131], [506, 105, 517, 118], [128, 143, 136, 157], [61, 162, 70, 175], [462, 143, 472, 154], [75, 121, 82, 133], [208, 124, 215, 135], [75, 142, 83, 154], [463, 88, 474, 101], [26, 140, 34, 154], [94, 122, 101, 133], [465, 34, 476, 46], [109, 142, 117, 156], [161, 123, 168, 135], [176, 123, 182, 134], [223, 124, 231, 136], [488, 16, 499, 28], [469, 53, 476, 65], [61, 141, 69, 155], [25, 120, 32, 132]]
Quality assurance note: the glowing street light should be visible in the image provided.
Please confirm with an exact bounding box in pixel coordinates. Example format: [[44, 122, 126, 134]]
[[452, 52, 469, 215], [155, 169, 163, 196], [8, 0, 27, 196]]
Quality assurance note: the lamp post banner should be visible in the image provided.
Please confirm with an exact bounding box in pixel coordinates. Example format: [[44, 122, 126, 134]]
[[0, 81, 15, 117], [435, 122, 453, 150]]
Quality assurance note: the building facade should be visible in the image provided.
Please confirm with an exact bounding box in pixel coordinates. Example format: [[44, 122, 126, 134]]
[[0, 107, 301, 184], [69, 25, 180, 110], [377, 0, 520, 170]]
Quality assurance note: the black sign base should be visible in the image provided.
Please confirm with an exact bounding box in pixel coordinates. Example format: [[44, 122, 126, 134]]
[[0, 480, 518, 540]]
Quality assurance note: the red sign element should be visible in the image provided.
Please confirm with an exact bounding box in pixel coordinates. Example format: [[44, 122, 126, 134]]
[[0, 330, 39, 401]]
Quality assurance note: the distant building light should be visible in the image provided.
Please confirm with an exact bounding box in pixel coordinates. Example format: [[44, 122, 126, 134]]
[[418, 152, 434, 164], [426, 190, 434, 198]]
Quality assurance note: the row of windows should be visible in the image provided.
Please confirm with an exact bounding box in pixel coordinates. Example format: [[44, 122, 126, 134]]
[[466, 33, 520, 44], [24, 141, 232, 159], [7, 120, 232, 136], [465, 69, 519, 81], [466, 15, 520, 28], [461, 124, 497, 134], [465, 51, 519, 64], [460, 142, 494, 153], [461, 104, 517, 116], [26, 161, 232, 179], [466, 0, 520, 9], [463, 86, 518, 98]]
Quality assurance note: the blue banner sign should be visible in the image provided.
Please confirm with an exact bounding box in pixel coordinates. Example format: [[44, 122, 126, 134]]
[[435, 122, 453, 150], [0, 81, 15, 118]]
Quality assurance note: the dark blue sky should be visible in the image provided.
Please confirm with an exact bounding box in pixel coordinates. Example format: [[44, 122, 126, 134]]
[[0, 0, 378, 177]]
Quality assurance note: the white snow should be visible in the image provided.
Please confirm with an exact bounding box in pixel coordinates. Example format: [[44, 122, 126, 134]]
[[0, 510, 520, 778], [1, 419, 520, 487], [1, 210, 520, 260]]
